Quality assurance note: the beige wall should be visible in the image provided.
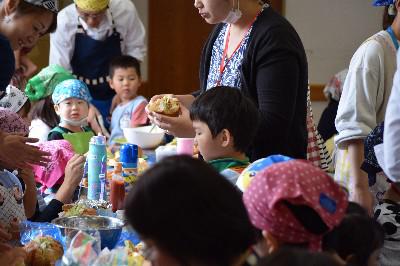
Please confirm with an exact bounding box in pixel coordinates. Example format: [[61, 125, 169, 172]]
[[285, 0, 382, 84]]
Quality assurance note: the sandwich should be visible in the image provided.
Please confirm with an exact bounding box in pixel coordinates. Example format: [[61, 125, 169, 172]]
[[147, 95, 180, 116], [24, 236, 63, 266], [61, 203, 96, 217]]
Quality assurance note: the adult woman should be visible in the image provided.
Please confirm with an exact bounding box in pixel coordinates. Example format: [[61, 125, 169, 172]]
[[125, 155, 258, 266], [334, 0, 400, 212], [148, 0, 309, 162], [0, 0, 58, 168], [0, 0, 57, 91]]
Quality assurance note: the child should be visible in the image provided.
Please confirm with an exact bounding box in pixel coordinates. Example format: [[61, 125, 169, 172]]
[[0, 109, 34, 224], [109, 55, 148, 143], [243, 160, 348, 253], [25, 65, 74, 142], [323, 202, 384, 266], [48, 79, 94, 141], [125, 155, 258, 266], [0, 85, 31, 124], [189, 86, 259, 183]]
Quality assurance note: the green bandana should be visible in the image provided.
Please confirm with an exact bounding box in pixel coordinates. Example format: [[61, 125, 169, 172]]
[[25, 65, 74, 101], [209, 157, 250, 173]]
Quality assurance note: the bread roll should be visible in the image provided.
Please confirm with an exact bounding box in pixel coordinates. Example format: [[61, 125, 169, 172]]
[[24, 236, 63, 266], [147, 95, 180, 116], [62, 203, 96, 217]]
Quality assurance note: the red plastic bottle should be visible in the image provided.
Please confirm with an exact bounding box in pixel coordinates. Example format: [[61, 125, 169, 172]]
[[110, 175, 125, 212]]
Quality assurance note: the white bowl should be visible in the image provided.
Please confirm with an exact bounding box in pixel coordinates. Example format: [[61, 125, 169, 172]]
[[123, 125, 164, 149]]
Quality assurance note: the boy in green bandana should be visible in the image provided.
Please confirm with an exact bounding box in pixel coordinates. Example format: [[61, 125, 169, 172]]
[[190, 86, 259, 184]]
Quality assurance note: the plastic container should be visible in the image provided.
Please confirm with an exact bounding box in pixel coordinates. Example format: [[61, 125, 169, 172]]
[[177, 138, 194, 155], [120, 144, 138, 169], [110, 174, 125, 213], [155, 145, 177, 162], [87, 135, 107, 200]]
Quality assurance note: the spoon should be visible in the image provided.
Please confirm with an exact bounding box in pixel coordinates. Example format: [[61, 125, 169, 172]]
[[148, 124, 156, 133]]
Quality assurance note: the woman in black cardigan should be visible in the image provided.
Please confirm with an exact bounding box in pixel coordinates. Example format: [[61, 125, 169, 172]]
[[147, 0, 308, 161]]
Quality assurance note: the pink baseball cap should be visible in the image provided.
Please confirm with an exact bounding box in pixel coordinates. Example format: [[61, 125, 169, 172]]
[[243, 160, 348, 251]]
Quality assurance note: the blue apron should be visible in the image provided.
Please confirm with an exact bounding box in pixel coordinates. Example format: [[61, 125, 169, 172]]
[[70, 12, 122, 128]]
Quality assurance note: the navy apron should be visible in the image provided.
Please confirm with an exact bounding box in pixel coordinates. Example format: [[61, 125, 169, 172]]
[[71, 11, 122, 128]]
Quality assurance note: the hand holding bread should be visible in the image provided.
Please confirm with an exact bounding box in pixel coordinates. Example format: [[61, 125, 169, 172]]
[[147, 95, 180, 116]]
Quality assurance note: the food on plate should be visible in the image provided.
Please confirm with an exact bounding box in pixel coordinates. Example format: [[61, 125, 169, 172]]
[[62, 203, 97, 217], [147, 95, 180, 116], [124, 240, 145, 265], [24, 236, 63, 266]]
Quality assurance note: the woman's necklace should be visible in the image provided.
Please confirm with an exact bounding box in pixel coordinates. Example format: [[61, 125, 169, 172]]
[[217, 8, 265, 85]]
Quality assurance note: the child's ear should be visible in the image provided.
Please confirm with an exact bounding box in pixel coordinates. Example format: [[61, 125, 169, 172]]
[[220, 129, 232, 148], [263, 230, 280, 255], [54, 104, 60, 115], [4, 0, 19, 16], [108, 78, 115, 90]]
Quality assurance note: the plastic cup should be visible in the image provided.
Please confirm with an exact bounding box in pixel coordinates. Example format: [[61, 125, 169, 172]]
[[177, 138, 194, 156], [155, 145, 177, 162]]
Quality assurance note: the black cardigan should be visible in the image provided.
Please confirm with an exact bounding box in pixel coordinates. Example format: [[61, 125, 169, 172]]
[[199, 7, 308, 161]]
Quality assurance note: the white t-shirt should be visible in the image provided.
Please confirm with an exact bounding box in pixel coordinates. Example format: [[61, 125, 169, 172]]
[[335, 30, 398, 146], [383, 49, 400, 182], [333, 30, 398, 191]]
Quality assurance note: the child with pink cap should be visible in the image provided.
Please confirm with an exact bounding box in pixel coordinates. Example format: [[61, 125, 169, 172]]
[[243, 160, 348, 253]]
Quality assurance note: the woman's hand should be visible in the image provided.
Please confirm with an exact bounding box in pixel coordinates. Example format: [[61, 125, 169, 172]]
[[55, 154, 85, 204], [19, 55, 38, 78], [0, 133, 50, 169], [147, 104, 194, 137], [14, 50, 37, 78]]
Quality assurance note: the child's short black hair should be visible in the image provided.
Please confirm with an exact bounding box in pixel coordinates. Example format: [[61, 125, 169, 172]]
[[28, 96, 59, 128], [125, 155, 258, 266], [190, 86, 259, 153], [322, 202, 385, 266], [258, 247, 341, 266], [109, 55, 141, 78]]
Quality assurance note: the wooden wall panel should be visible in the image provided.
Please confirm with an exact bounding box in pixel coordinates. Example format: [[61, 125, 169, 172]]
[[145, 0, 283, 98], [145, 0, 212, 98]]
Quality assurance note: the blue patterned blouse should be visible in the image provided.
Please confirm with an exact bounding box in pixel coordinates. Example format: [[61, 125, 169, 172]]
[[206, 23, 254, 90]]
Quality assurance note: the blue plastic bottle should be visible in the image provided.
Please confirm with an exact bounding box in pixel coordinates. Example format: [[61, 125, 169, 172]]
[[120, 144, 138, 188], [87, 135, 107, 200]]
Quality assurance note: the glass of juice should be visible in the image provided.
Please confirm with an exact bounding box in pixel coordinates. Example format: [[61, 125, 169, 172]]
[[110, 175, 125, 212]]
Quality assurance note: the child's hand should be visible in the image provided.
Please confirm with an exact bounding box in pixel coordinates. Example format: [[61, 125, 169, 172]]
[[19, 167, 35, 185], [56, 155, 85, 204], [64, 154, 85, 188], [0, 133, 50, 169]]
